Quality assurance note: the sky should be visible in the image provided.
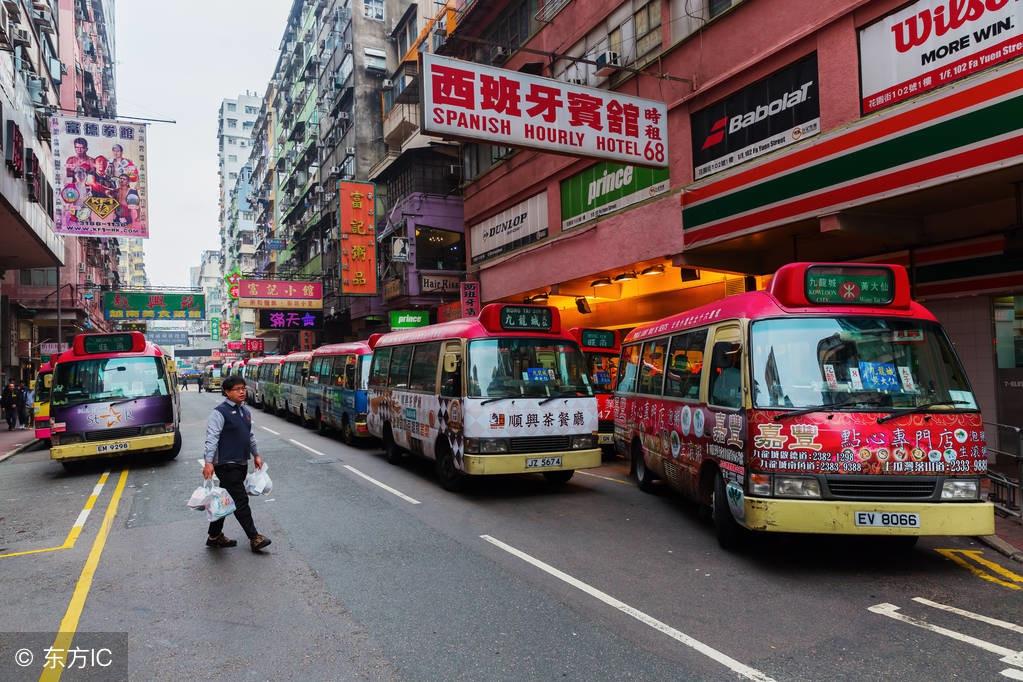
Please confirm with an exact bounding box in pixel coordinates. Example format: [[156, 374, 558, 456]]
[[115, 0, 290, 287]]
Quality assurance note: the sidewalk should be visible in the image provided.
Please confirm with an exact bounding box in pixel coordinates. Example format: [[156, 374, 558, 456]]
[[0, 424, 39, 463], [980, 514, 1023, 563]]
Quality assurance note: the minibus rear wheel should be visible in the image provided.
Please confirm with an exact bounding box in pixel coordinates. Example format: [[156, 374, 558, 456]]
[[341, 417, 355, 446], [383, 425, 403, 465], [633, 441, 656, 493]]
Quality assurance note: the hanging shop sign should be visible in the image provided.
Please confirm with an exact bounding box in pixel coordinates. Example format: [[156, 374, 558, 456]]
[[470, 192, 548, 265], [859, 0, 1023, 113], [148, 330, 189, 346], [460, 281, 480, 318], [103, 292, 205, 320], [383, 278, 403, 301], [390, 237, 410, 263], [266, 239, 286, 251], [51, 115, 149, 238], [118, 322, 148, 332], [422, 53, 668, 167], [339, 181, 378, 295], [691, 53, 820, 180], [210, 317, 221, 342], [389, 310, 430, 329], [237, 279, 323, 310], [225, 269, 241, 300], [226, 341, 244, 351], [245, 338, 265, 353], [5, 120, 24, 177], [560, 161, 670, 230], [258, 309, 323, 330], [420, 273, 461, 293]]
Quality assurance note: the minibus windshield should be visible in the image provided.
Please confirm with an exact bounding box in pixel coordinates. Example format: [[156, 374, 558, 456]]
[[751, 317, 976, 410], [467, 339, 593, 398], [586, 352, 619, 393], [52, 357, 170, 406]]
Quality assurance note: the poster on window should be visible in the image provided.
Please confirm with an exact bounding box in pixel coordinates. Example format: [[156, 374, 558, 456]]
[[51, 115, 149, 238]]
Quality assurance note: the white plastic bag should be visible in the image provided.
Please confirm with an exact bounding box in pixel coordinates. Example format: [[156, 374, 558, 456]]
[[204, 483, 236, 522], [187, 480, 212, 510], [245, 464, 272, 496]]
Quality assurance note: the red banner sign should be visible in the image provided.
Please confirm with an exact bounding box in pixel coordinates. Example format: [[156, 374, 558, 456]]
[[460, 281, 480, 318], [226, 341, 243, 351], [339, 181, 378, 296], [237, 279, 323, 310], [244, 338, 265, 353]]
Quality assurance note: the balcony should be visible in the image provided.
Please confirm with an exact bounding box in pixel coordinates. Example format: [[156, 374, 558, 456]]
[[383, 101, 419, 148]]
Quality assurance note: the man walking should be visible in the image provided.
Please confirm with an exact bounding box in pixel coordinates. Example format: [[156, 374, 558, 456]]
[[16, 381, 29, 429], [1, 381, 17, 431], [202, 375, 271, 552]]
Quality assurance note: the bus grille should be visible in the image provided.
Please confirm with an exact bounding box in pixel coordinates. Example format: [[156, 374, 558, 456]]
[[826, 477, 937, 500], [509, 436, 571, 453], [84, 427, 143, 442]]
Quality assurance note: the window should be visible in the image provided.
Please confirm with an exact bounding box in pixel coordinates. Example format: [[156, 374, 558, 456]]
[[709, 341, 742, 409], [637, 339, 668, 395], [227, 119, 238, 128], [245, 105, 258, 114], [310, 357, 324, 381], [363, 0, 384, 21], [709, 0, 735, 19], [416, 228, 464, 271], [618, 344, 641, 393], [364, 48, 387, 72], [481, 0, 537, 64], [20, 268, 58, 287], [344, 356, 358, 389], [466, 339, 592, 398], [227, 102, 237, 111], [369, 347, 391, 387], [52, 357, 169, 406], [228, 154, 238, 162], [409, 343, 441, 392], [608, 26, 623, 57], [387, 345, 413, 389], [634, 2, 662, 59], [664, 330, 708, 400], [330, 356, 346, 387]]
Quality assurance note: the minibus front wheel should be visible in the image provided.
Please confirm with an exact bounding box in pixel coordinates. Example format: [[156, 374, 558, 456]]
[[713, 472, 748, 550]]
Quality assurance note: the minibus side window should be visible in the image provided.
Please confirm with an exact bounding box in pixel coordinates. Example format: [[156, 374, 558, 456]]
[[330, 356, 346, 388], [388, 345, 413, 389], [637, 339, 668, 395], [665, 330, 708, 400], [709, 341, 743, 409], [369, 348, 392, 388], [618, 344, 641, 393], [440, 342, 462, 397], [344, 356, 357, 389], [409, 342, 441, 392]]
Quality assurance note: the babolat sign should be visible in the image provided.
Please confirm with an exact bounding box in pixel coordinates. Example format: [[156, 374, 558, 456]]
[[561, 161, 670, 230], [691, 53, 820, 180]]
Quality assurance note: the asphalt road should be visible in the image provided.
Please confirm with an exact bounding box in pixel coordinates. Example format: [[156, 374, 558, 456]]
[[1, 391, 1022, 681]]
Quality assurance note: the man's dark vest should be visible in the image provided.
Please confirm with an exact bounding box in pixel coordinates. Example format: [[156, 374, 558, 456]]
[[215, 402, 252, 464]]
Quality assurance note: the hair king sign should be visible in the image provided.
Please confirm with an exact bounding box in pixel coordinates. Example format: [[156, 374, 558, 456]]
[[859, 0, 1023, 113], [422, 53, 668, 168]]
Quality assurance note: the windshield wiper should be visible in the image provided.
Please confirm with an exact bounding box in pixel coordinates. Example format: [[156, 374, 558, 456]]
[[776, 396, 885, 421], [480, 396, 515, 406], [539, 391, 578, 406], [876, 400, 969, 424]]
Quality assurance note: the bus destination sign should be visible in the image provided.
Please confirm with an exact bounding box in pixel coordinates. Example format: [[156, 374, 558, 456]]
[[500, 306, 553, 332], [805, 267, 894, 305], [580, 329, 617, 349], [83, 334, 135, 354]]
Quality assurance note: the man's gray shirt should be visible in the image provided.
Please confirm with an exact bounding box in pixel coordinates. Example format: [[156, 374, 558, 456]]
[[204, 400, 259, 464]]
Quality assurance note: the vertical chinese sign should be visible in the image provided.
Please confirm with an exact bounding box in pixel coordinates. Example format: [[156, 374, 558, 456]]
[[460, 281, 480, 318], [339, 181, 378, 295], [210, 317, 221, 342], [52, 115, 149, 238]]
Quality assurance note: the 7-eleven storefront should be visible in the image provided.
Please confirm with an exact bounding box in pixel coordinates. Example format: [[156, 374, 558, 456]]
[[681, 61, 1023, 436]]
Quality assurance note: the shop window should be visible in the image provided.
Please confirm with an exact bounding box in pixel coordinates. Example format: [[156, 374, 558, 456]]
[[415, 228, 464, 271], [618, 344, 641, 393], [637, 339, 668, 395], [664, 330, 707, 400]]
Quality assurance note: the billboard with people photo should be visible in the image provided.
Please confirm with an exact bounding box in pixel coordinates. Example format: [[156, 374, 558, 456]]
[[51, 115, 149, 238]]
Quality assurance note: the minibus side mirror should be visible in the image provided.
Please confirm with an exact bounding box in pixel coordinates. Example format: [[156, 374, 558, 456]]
[[44, 374, 52, 388], [443, 353, 459, 374]]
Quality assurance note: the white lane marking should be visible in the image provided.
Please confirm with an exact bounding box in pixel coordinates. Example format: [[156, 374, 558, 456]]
[[913, 597, 1023, 635], [289, 438, 326, 456], [73, 508, 91, 527], [343, 465, 421, 505], [1002, 668, 1023, 680], [261, 426, 281, 435], [577, 470, 631, 485], [480, 534, 776, 682], [868, 603, 1017, 657]]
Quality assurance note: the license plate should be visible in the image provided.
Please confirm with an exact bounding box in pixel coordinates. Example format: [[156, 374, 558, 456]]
[[95, 441, 130, 454], [854, 511, 920, 528], [597, 433, 614, 445], [526, 457, 562, 469]]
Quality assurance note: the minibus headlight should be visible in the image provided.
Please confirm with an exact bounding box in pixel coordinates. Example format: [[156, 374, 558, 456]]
[[749, 474, 772, 496], [464, 438, 508, 454], [571, 434, 596, 449], [142, 424, 173, 436], [773, 476, 821, 499], [941, 479, 979, 500]]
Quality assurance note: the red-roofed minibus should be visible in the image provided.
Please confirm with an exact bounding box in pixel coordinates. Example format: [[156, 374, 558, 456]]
[[367, 303, 601, 491], [615, 263, 993, 549], [305, 342, 373, 442], [33, 361, 53, 440], [49, 332, 181, 468], [569, 328, 622, 457]]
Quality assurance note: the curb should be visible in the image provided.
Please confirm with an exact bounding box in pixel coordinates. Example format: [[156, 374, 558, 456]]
[[0, 438, 41, 464], [976, 533, 1023, 564]]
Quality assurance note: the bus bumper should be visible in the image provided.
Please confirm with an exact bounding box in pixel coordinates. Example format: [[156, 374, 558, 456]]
[[741, 497, 995, 536], [50, 433, 176, 462], [462, 449, 601, 475]]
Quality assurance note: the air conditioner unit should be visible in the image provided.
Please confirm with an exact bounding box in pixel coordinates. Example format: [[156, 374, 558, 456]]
[[345, 146, 356, 156], [382, 78, 394, 88], [490, 46, 510, 64], [78, 263, 85, 273], [314, 185, 324, 193], [595, 50, 621, 76], [329, 165, 341, 176], [337, 112, 350, 121], [344, 42, 353, 53], [12, 27, 30, 46], [568, 78, 585, 86]]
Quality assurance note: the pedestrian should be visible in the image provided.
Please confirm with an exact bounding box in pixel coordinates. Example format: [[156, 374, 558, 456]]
[[1, 381, 17, 431], [202, 376, 271, 552], [16, 381, 29, 429], [25, 383, 35, 430]]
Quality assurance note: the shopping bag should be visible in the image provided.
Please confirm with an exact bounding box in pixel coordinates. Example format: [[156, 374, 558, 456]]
[[187, 480, 212, 510], [204, 483, 237, 522], [245, 464, 272, 496]]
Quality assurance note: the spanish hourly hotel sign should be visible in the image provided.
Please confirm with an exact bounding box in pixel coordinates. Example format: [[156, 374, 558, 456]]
[[422, 53, 668, 167], [858, 0, 1023, 113]]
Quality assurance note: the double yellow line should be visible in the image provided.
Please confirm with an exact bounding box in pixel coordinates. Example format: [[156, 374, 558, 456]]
[[936, 548, 1023, 590]]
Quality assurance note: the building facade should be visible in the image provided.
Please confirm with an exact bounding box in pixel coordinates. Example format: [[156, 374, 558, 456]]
[[188, 249, 224, 351], [439, 0, 1023, 439]]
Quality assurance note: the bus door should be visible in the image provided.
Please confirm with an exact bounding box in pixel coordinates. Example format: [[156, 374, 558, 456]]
[[705, 323, 747, 493]]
